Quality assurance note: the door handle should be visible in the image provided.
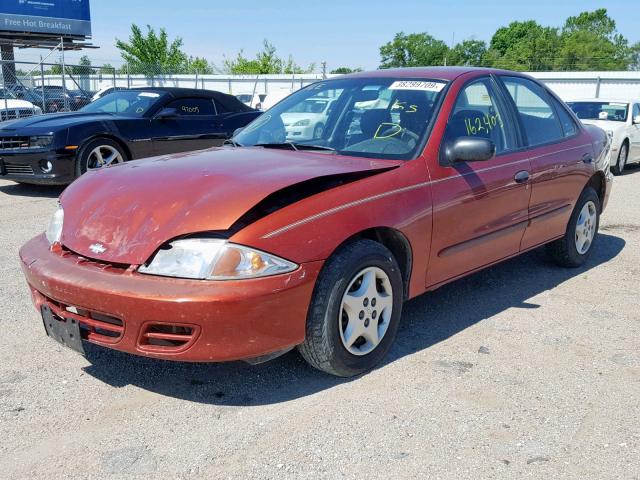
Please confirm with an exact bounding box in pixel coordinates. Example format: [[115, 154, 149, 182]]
[[582, 153, 594, 164], [514, 170, 530, 183]]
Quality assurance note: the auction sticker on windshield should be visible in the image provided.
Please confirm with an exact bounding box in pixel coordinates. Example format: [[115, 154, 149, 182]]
[[389, 80, 446, 92]]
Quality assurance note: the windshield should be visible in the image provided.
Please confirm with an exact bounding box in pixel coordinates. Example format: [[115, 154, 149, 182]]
[[567, 101, 629, 122], [0, 88, 17, 99], [81, 90, 163, 117], [234, 77, 448, 160]]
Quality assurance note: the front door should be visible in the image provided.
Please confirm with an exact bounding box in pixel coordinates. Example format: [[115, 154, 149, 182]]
[[426, 76, 532, 288], [629, 103, 640, 162], [151, 97, 227, 155]]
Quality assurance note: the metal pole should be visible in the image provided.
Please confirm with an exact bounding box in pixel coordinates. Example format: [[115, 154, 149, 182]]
[[40, 56, 46, 111], [595, 76, 601, 98], [60, 37, 69, 111], [126, 63, 130, 88], [112, 67, 116, 88]]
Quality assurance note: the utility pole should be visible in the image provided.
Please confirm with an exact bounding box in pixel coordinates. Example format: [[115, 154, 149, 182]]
[[60, 37, 69, 111], [321, 61, 327, 79]]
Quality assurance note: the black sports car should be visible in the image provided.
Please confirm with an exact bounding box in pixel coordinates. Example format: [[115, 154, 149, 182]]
[[0, 87, 261, 185]]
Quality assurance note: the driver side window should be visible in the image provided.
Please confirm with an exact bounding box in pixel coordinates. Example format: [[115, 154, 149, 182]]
[[443, 78, 512, 155]]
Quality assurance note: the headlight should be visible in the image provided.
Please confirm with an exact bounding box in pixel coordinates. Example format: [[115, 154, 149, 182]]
[[45, 205, 64, 244], [30, 135, 53, 148], [138, 238, 298, 280], [292, 119, 311, 127]]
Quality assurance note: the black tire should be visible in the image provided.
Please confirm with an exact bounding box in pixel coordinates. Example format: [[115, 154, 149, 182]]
[[611, 141, 628, 175], [313, 123, 325, 139], [298, 239, 404, 377], [75, 137, 127, 178], [546, 186, 600, 268]]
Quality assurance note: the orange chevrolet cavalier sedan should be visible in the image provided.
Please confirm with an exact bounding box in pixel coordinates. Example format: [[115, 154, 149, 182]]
[[20, 68, 612, 376]]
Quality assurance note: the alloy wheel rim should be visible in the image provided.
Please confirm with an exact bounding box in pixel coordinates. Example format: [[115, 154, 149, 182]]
[[338, 266, 393, 356], [575, 200, 597, 255], [87, 145, 123, 170]]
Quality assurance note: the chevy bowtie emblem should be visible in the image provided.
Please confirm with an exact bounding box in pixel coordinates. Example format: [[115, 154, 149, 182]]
[[89, 243, 107, 254]]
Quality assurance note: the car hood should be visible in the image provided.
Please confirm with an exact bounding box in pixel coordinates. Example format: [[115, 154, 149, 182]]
[[0, 98, 39, 110], [60, 147, 400, 265], [0, 111, 127, 132], [579, 119, 626, 132]]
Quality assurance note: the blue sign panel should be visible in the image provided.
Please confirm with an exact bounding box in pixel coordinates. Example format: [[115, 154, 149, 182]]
[[0, 0, 91, 37]]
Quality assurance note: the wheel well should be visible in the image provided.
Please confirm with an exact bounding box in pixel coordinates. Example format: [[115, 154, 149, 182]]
[[345, 227, 413, 300], [83, 135, 132, 160], [586, 171, 605, 206]]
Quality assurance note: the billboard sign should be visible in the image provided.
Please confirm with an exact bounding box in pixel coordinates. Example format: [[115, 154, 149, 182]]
[[0, 0, 91, 37]]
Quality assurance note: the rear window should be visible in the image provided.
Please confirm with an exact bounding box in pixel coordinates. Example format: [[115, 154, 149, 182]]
[[567, 101, 629, 122]]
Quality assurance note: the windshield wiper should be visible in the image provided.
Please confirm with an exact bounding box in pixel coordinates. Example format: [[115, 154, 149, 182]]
[[255, 142, 298, 151], [292, 143, 336, 152], [254, 142, 336, 152]]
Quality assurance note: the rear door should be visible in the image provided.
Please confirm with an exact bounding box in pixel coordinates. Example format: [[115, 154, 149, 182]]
[[498, 75, 593, 251], [151, 97, 227, 155], [426, 75, 532, 287]]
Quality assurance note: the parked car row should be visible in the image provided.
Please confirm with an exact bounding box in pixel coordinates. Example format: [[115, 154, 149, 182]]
[[13, 67, 615, 377], [0, 87, 261, 184]]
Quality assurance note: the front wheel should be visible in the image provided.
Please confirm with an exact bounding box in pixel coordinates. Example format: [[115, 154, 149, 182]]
[[546, 186, 600, 267], [298, 239, 404, 377], [611, 142, 628, 175], [75, 138, 127, 178]]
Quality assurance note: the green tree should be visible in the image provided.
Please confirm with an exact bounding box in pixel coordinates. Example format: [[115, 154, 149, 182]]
[[379, 32, 449, 68], [330, 67, 363, 74], [223, 40, 313, 74], [555, 9, 629, 70], [448, 39, 487, 66], [116, 24, 188, 75], [71, 55, 94, 75], [485, 21, 560, 70], [630, 42, 640, 71], [99, 63, 115, 74], [185, 56, 214, 74]]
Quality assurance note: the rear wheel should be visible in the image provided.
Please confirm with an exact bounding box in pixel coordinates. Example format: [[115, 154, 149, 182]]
[[298, 239, 404, 377], [611, 141, 628, 175], [546, 187, 600, 267], [75, 138, 127, 178]]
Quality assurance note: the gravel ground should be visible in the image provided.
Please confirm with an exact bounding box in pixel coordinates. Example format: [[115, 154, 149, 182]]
[[1, 169, 639, 480]]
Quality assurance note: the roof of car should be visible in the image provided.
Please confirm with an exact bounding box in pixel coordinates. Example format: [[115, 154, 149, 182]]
[[128, 87, 255, 112], [569, 98, 636, 104], [338, 66, 529, 81]]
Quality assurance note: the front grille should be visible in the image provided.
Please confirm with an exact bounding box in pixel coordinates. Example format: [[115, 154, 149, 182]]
[[59, 246, 130, 273], [4, 162, 34, 175], [0, 136, 30, 150], [43, 295, 124, 344], [0, 109, 37, 121], [138, 323, 200, 353]]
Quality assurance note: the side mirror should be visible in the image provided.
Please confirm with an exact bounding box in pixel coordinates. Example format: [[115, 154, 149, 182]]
[[633, 115, 640, 125], [444, 137, 496, 165], [155, 107, 178, 119]]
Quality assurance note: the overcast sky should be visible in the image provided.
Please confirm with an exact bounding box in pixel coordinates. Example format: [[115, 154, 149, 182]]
[[16, 0, 640, 71]]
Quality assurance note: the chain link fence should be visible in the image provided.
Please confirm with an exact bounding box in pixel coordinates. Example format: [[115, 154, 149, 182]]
[[1, 50, 325, 118], [1, 48, 120, 120]]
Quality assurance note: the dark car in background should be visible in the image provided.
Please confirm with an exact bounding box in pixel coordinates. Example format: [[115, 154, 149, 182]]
[[0, 87, 261, 184]]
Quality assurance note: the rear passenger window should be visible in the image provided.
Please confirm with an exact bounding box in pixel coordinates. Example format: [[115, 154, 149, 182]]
[[443, 78, 513, 155], [554, 100, 578, 137], [501, 76, 564, 146], [166, 98, 216, 116]]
